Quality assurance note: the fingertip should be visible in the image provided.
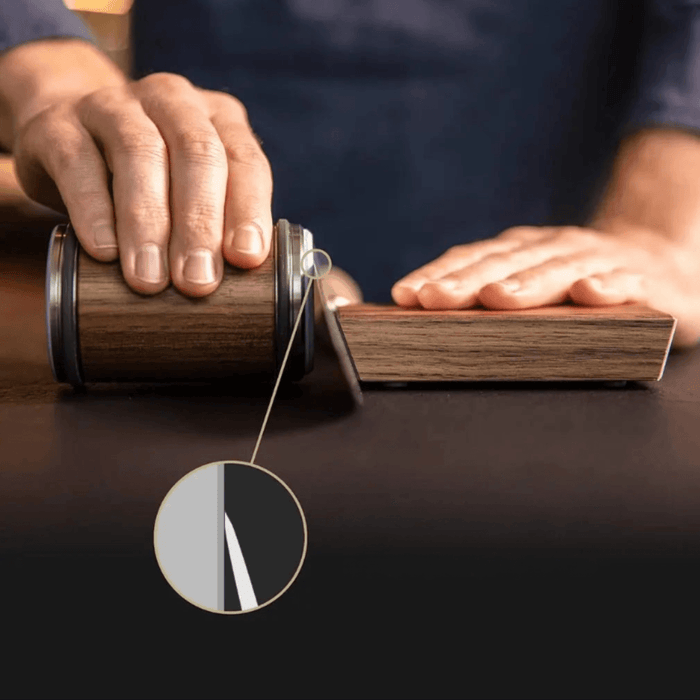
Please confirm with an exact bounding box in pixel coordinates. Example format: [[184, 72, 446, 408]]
[[225, 247, 269, 269], [122, 243, 170, 295], [76, 222, 119, 262], [126, 277, 171, 296], [89, 245, 120, 263], [173, 248, 223, 297], [174, 278, 222, 298], [224, 221, 270, 269], [568, 278, 597, 305], [171, 265, 223, 297], [570, 277, 624, 306], [391, 283, 420, 307], [477, 282, 517, 308], [416, 281, 465, 310]]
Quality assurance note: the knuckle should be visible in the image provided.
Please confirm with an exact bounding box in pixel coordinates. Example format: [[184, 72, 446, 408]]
[[77, 85, 128, 114], [547, 253, 590, 275], [137, 71, 193, 94], [123, 201, 170, 232], [445, 244, 469, 256], [555, 226, 586, 244], [174, 130, 227, 167], [206, 90, 248, 120], [181, 200, 222, 231], [71, 191, 110, 214], [224, 141, 266, 168], [20, 104, 71, 145], [36, 101, 71, 123], [482, 250, 511, 265], [499, 226, 536, 240], [111, 127, 167, 164], [48, 133, 91, 173], [544, 254, 570, 268]]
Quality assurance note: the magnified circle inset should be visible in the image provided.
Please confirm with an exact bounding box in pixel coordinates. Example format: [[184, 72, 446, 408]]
[[154, 461, 307, 614]]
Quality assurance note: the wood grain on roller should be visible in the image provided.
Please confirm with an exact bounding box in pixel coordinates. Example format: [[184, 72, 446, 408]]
[[78, 250, 275, 381], [337, 303, 677, 381]]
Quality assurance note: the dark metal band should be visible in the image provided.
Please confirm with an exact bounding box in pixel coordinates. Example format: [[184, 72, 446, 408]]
[[274, 220, 314, 380], [46, 223, 83, 387]]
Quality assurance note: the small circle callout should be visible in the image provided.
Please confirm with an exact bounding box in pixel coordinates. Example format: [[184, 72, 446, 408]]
[[300, 248, 332, 280]]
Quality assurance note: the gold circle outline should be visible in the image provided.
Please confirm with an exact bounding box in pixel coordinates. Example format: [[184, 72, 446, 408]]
[[300, 248, 332, 280], [153, 459, 308, 615]]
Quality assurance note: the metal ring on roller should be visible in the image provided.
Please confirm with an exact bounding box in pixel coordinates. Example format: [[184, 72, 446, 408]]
[[46, 223, 83, 387], [274, 220, 314, 381]]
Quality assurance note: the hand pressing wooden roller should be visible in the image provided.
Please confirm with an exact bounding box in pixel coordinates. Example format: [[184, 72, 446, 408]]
[[46, 219, 314, 385]]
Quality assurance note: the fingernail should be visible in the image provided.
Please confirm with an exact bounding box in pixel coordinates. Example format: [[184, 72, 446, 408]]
[[232, 223, 263, 255], [498, 279, 521, 292], [94, 224, 117, 250], [183, 249, 216, 284], [135, 244, 166, 283]]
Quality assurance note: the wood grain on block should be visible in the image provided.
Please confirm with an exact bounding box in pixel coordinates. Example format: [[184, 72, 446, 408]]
[[337, 303, 677, 381]]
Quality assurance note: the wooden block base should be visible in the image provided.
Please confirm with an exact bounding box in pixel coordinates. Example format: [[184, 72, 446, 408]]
[[337, 303, 676, 382]]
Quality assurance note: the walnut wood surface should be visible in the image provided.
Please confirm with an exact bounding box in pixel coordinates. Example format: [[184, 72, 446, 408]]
[[78, 251, 275, 381], [337, 303, 677, 381]]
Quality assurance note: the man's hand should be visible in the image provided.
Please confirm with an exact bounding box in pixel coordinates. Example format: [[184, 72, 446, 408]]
[[391, 224, 700, 346], [392, 129, 700, 349], [0, 40, 272, 297]]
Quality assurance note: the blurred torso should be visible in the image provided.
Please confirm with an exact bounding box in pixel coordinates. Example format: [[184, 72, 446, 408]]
[[132, 0, 640, 301]]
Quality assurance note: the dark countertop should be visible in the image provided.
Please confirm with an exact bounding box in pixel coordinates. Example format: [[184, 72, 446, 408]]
[[2, 238, 699, 699]]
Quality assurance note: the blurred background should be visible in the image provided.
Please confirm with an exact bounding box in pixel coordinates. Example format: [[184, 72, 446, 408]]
[[63, 0, 133, 75]]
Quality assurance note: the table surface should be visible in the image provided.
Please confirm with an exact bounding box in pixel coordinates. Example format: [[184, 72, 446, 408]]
[[2, 232, 700, 699]]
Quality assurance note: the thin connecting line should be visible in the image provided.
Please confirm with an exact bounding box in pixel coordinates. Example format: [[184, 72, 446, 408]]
[[250, 278, 315, 464]]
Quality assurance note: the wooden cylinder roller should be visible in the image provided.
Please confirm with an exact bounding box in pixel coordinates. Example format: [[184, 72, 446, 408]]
[[46, 220, 314, 385]]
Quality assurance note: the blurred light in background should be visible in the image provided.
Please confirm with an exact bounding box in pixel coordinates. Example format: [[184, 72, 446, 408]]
[[64, 0, 134, 74], [63, 0, 134, 13]]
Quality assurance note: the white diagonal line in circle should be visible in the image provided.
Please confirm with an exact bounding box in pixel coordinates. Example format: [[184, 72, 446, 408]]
[[224, 511, 258, 611]]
